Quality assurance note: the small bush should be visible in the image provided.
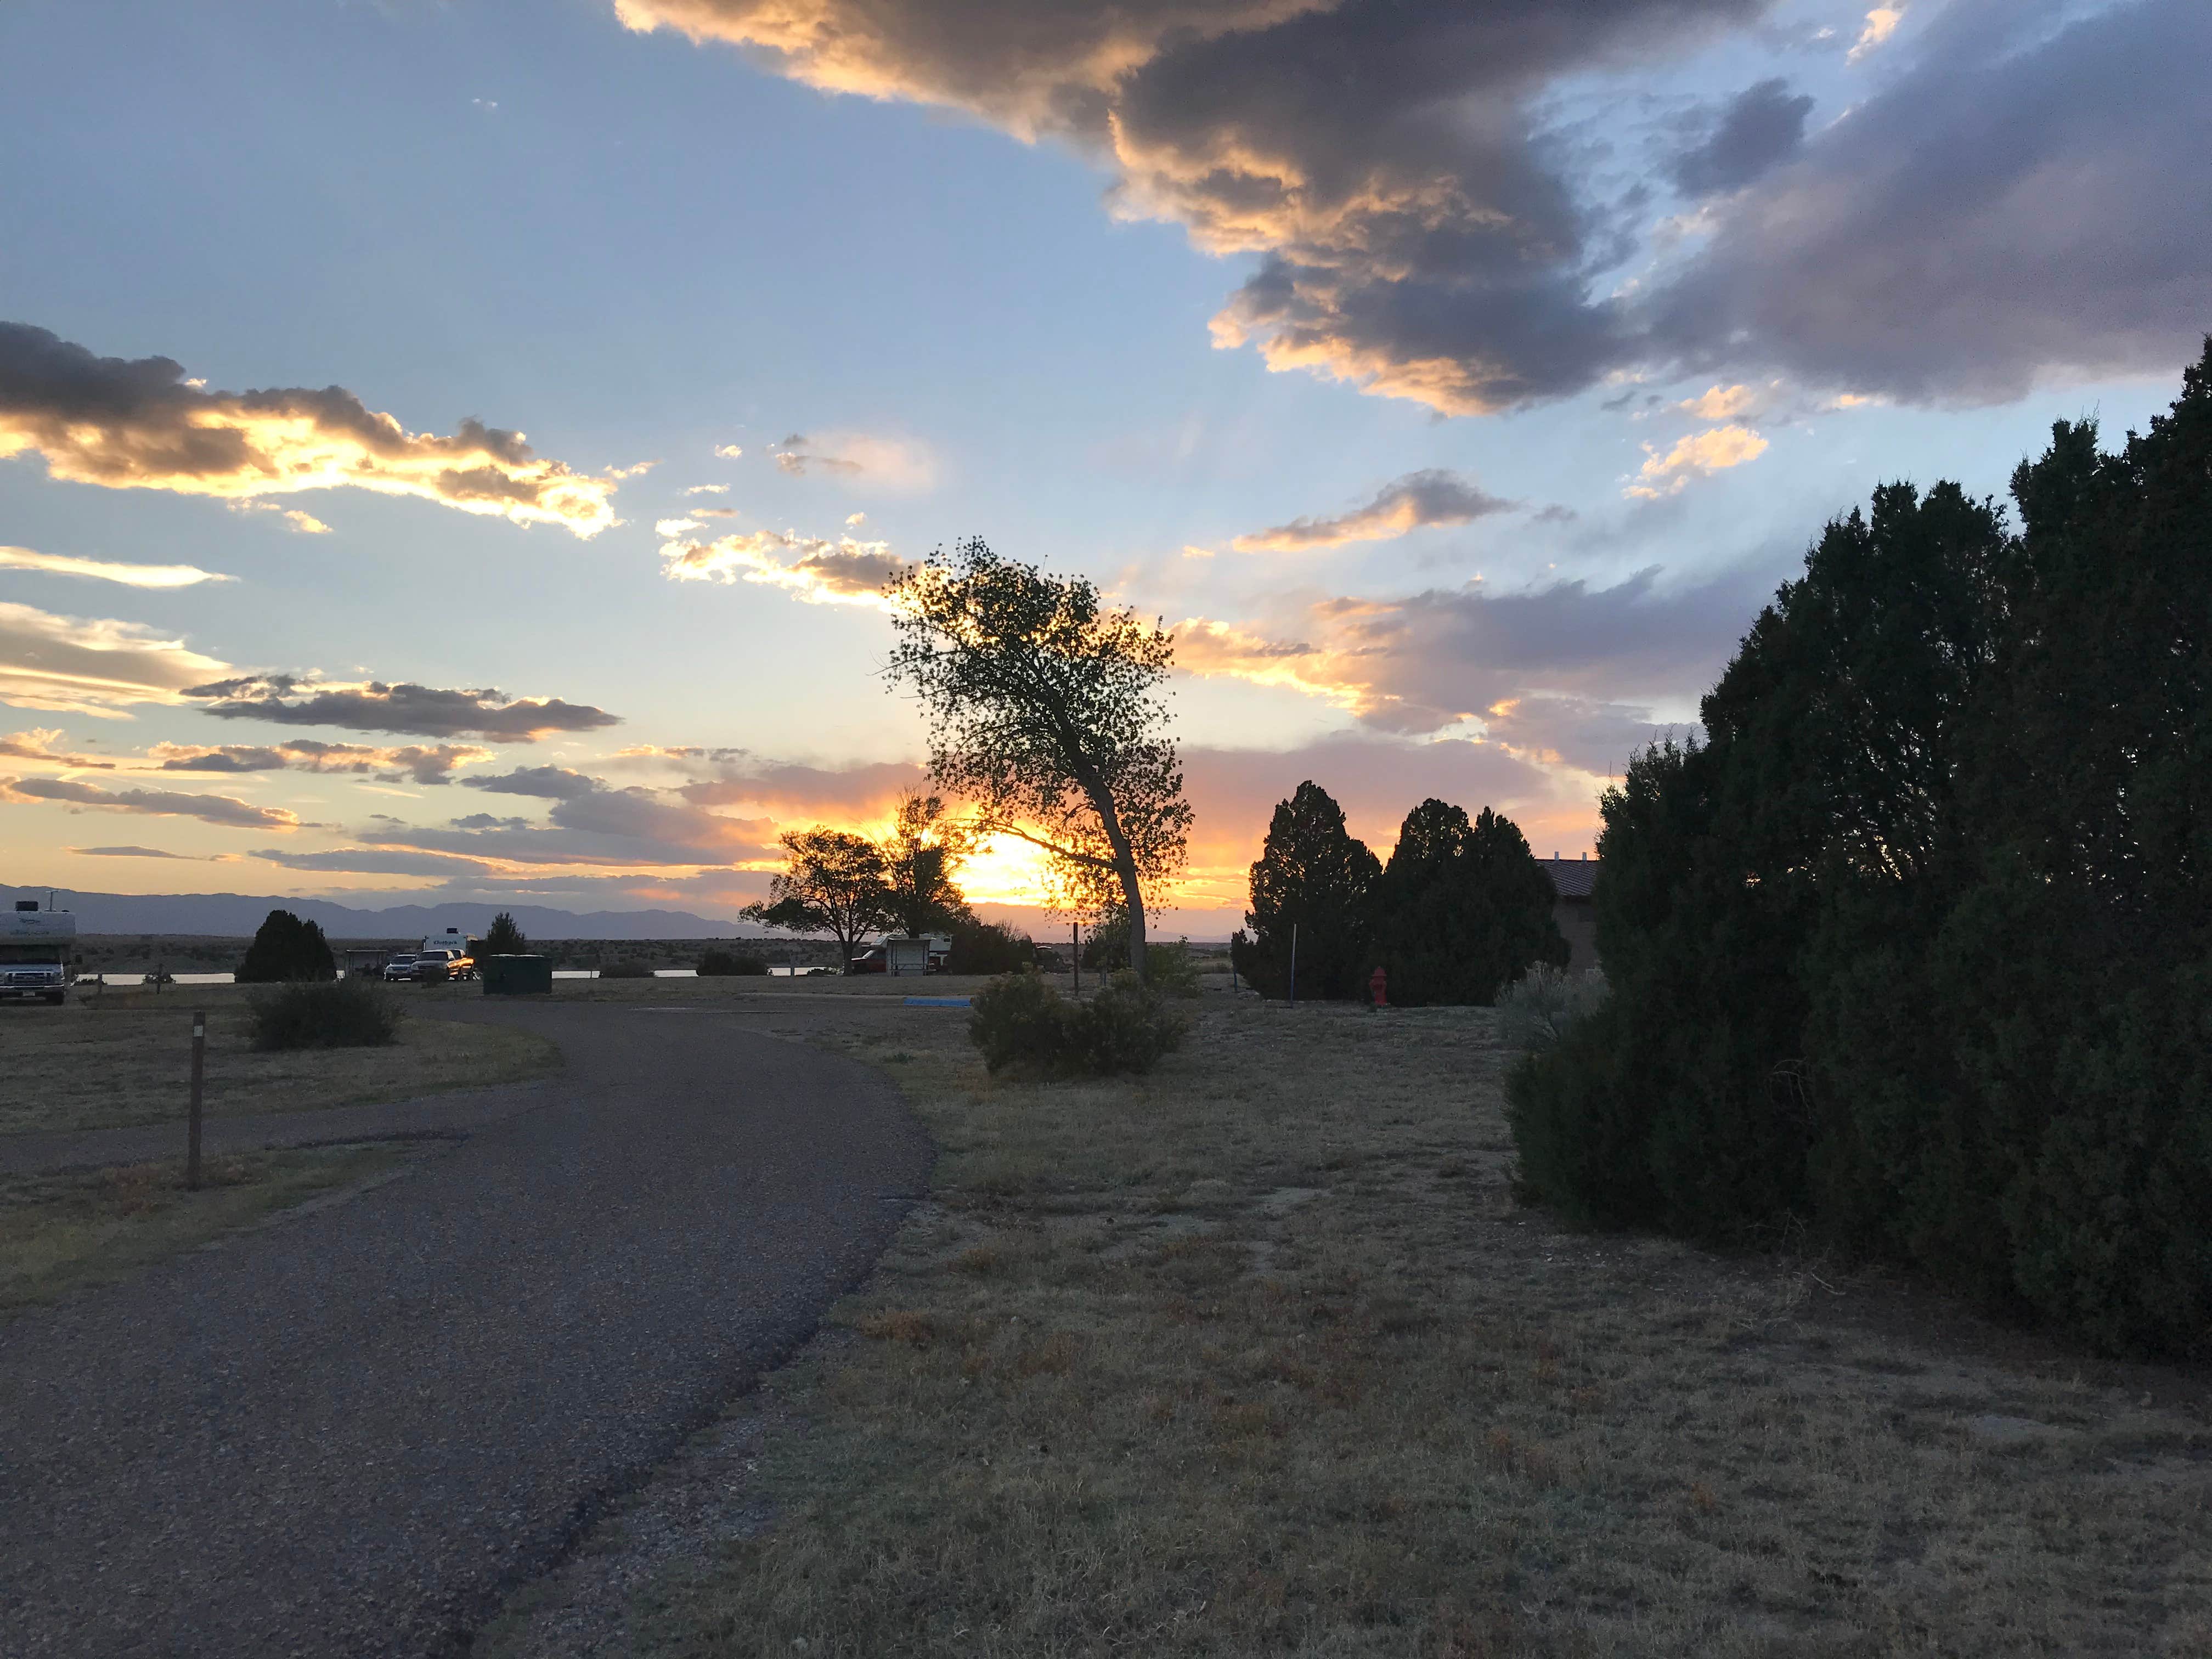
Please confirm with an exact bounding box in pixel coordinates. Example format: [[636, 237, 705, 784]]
[[1142, 939, 1203, 998], [1076, 972, 1193, 1071], [1496, 963, 1609, 1052], [697, 949, 769, 977], [250, 978, 403, 1051], [597, 961, 654, 979], [968, 969, 1188, 1077]]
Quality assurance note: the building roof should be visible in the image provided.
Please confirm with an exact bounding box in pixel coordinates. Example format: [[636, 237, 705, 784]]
[[1539, 856, 1600, 899]]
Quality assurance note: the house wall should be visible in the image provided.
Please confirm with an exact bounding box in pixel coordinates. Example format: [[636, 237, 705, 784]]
[[1554, 898, 1599, 973]]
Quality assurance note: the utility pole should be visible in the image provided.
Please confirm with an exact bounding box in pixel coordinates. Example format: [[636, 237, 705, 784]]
[[1071, 921, 1080, 997], [1288, 921, 1299, 1008]]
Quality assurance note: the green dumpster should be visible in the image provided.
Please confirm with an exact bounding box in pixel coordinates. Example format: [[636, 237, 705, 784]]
[[481, 953, 553, 995]]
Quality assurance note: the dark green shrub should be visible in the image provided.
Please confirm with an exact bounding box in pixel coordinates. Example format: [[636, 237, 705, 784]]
[[597, 960, 654, 979], [1508, 345, 2212, 1357], [944, 919, 1033, 975], [236, 909, 336, 984], [250, 978, 403, 1051], [968, 969, 1188, 1077], [697, 949, 769, 976]]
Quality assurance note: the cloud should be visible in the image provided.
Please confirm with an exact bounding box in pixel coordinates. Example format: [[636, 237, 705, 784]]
[[0, 774, 304, 830], [623, 0, 2211, 416], [771, 432, 936, 490], [1668, 77, 1813, 196], [1232, 469, 1517, 552], [657, 527, 908, 607], [1175, 560, 1775, 744], [682, 483, 730, 495], [1, 727, 115, 769], [462, 765, 600, 801], [148, 739, 490, 783], [228, 500, 332, 534], [0, 545, 235, 588], [251, 846, 497, 878], [185, 675, 622, 742], [0, 599, 232, 718], [364, 766, 776, 867], [71, 844, 203, 859], [713, 443, 744, 459], [1847, 4, 1905, 63], [1624, 424, 1768, 497], [0, 321, 619, 535], [1653, 0, 2212, 404]]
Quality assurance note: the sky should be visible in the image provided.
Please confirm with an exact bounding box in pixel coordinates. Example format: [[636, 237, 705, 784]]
[[0, 0, 2205, 936]]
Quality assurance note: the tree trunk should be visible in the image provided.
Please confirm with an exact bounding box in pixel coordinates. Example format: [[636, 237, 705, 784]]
[[1076, 767, 1149, 979], [1118, 851, 1147, 977]]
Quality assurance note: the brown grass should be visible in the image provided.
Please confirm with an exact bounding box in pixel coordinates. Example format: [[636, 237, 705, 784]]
[[613, 994, 2212, 1658], [0, 1143, 409, 1312], [0, 988, 558, 1137]]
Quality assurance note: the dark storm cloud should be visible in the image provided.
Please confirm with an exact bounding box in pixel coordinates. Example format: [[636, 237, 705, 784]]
[[187, 676, 621, 743], [624, 0, 2211, 411], [618, 0, 1761, 412], [0, 323, 620, 533], [1668, 77, 1812, 195], [1652, 0, 2212, 403]]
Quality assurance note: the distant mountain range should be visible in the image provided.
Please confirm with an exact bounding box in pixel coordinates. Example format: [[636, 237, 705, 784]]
[[0, 887, 752, 940]]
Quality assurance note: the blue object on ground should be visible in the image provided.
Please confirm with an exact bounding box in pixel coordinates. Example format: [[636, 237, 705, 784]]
[[902, 996, 972, 1007]]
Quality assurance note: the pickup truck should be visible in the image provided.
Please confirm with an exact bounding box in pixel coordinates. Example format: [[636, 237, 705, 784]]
[[412, 948, 475, 983]]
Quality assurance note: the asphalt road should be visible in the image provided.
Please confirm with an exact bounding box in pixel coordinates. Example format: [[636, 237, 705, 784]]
[[0, 1002, 933, 1657]]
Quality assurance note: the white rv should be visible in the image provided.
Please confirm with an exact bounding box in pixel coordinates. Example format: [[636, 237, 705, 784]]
[[1, 900, 74, 1005]]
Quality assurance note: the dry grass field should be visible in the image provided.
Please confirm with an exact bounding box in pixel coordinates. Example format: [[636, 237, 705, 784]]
[[573, 988, 2210, 1658], [0, 986, 560, 1137], [0, 1143, 409, 1312]]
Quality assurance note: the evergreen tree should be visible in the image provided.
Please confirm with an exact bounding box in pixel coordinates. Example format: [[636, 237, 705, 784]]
[[1238, 781, 1380, 999], [482, 912, 528, 956], [1509, 341, 2212, 1356], [236, 909, 336, 983], [1369, 800, 1565, 1006]]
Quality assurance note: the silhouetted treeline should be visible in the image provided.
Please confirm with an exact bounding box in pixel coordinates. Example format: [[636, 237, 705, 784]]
[[1232, 782, 1565, 1006]]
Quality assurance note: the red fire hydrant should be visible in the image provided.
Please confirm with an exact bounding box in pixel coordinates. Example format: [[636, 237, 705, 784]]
[[1369, 965, 1389, 1008]]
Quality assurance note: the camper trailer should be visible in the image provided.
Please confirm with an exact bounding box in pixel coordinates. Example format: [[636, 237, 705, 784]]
[[1, 899, 74, 1005]]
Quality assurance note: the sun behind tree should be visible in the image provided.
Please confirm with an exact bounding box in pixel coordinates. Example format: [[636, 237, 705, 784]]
[[885, 538, 1191, 977]]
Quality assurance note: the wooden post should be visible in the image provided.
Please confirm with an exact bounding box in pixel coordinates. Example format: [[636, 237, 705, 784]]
[[1288, 922, 1299, 1008], [187, 1010, 206, 1190], [1071, 922, 1080, 997]]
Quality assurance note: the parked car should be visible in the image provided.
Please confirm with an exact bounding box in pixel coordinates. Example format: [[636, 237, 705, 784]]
[[848, 944, 887, 974], [382, 953, 420, 983], [411, 947, 475, 983]]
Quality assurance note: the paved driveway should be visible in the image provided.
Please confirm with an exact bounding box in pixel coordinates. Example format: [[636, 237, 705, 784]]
[[0, 1002, 932, 1657]]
